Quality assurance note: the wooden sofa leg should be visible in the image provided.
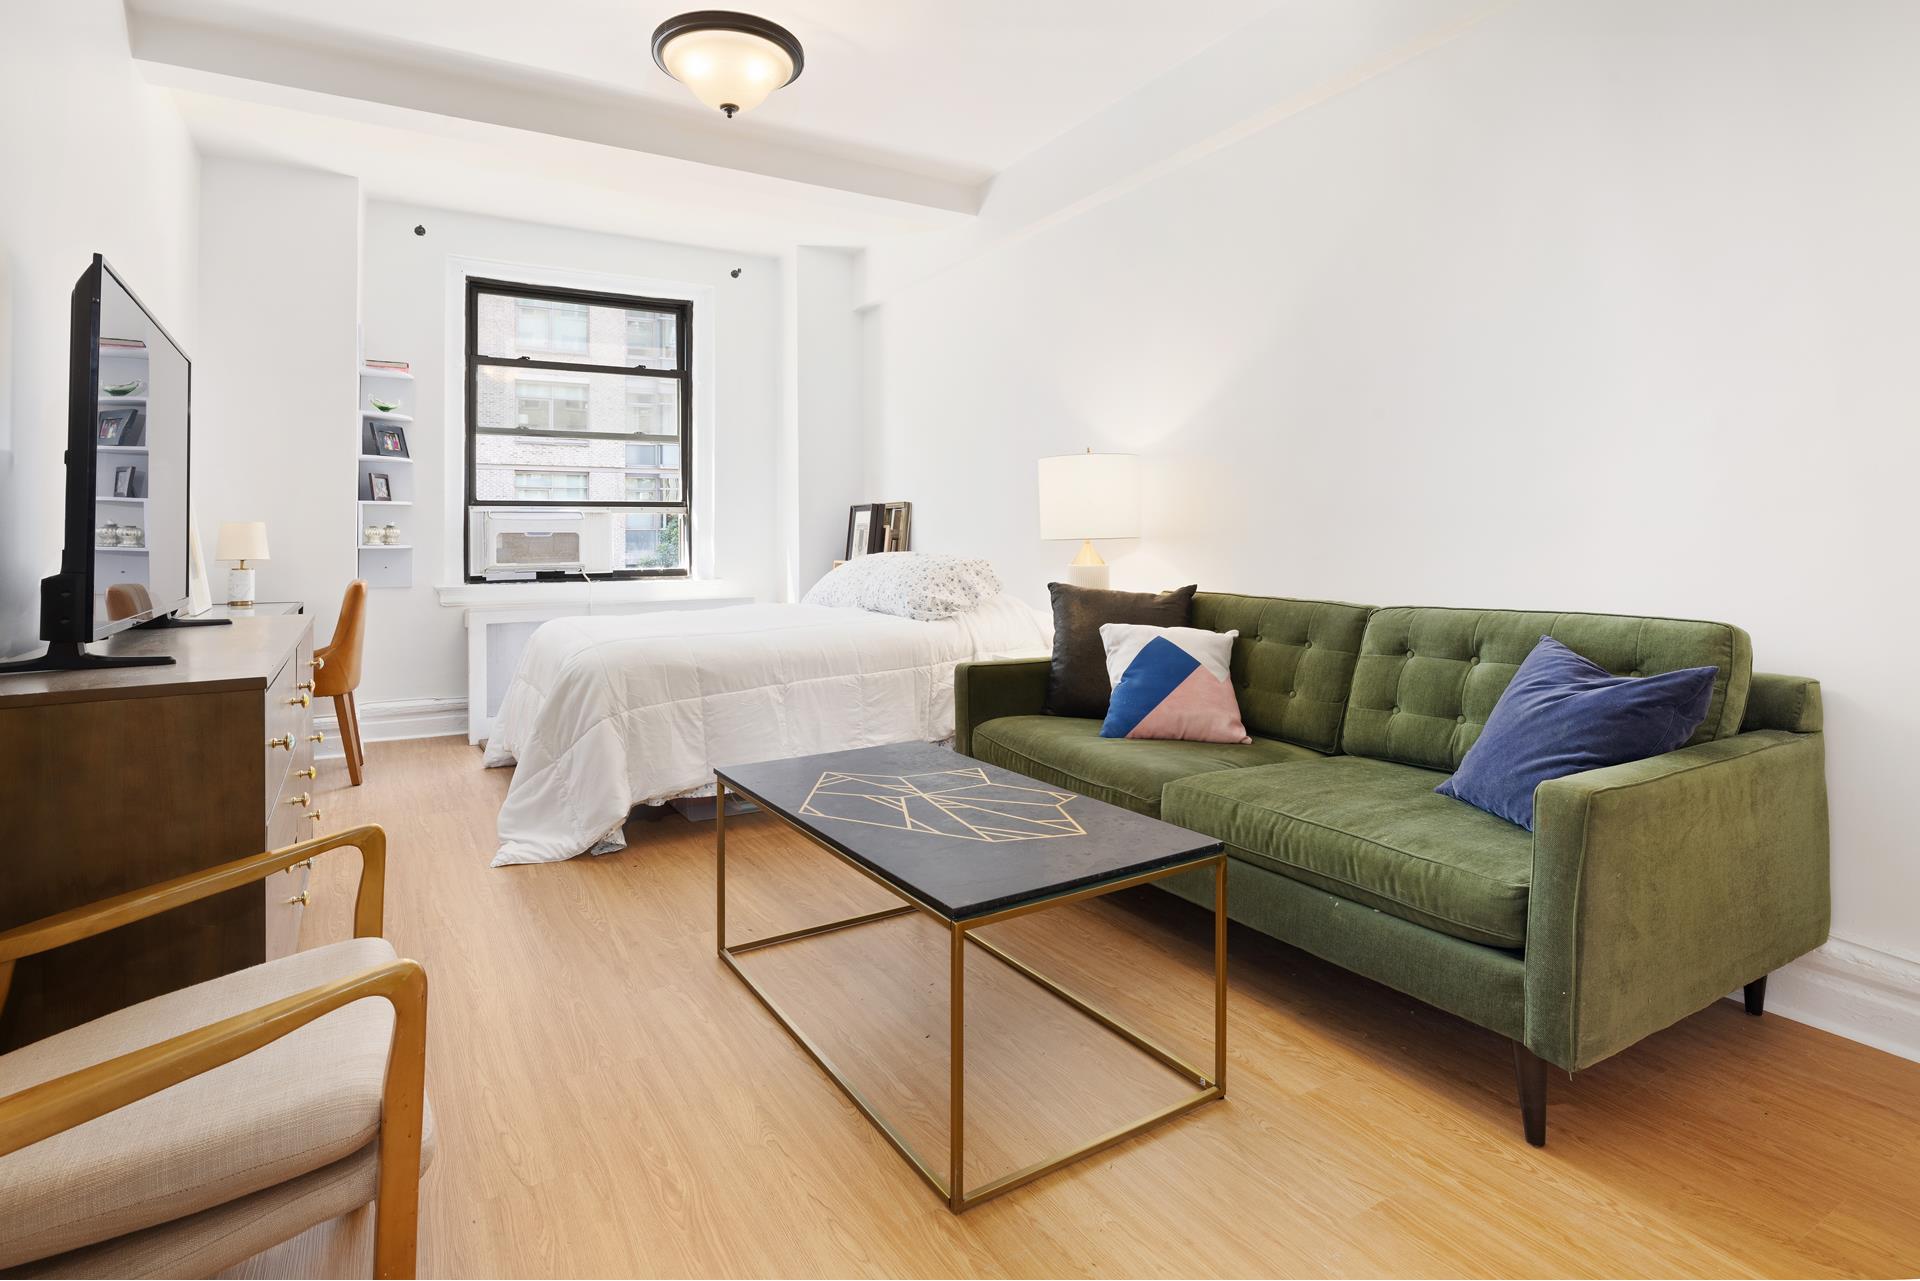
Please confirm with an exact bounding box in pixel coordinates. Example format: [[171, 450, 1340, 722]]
[[1513, 1041, 1547, 1147], [1745, 975, 1768, 1016]]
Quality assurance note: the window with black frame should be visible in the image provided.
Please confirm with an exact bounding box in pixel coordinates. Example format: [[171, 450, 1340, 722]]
[[465, 278, 691, 580]]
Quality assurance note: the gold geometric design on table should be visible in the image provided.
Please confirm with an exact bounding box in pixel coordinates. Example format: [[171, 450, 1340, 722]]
[[797, 767, 1084, 843]]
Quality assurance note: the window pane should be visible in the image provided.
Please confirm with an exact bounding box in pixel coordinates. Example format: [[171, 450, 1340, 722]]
[[477, 291, 679, 366], [619, 510, 687, 571], [511, 470, 589, 500], [477, 367, 680, 439], [474, 433, 683, 503], [623, 473, 684, 502]]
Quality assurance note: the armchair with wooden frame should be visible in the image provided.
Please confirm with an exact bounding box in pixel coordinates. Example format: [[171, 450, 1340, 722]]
[[0, 826, 431, 1279]]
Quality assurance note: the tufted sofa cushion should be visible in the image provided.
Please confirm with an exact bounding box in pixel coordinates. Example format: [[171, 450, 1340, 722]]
[[1189, 594, 1373, 753], [1342, 607, 1752, 772]]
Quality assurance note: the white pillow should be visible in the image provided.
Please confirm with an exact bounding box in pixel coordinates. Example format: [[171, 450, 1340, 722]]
[[801, 552, 1003, 621]]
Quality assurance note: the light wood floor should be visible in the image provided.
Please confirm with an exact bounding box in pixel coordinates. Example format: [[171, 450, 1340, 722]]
[[234, 736, 1920, 1279]]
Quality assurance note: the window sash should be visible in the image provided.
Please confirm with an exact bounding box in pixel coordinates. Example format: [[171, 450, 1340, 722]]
[[466, 277, 693, 578]]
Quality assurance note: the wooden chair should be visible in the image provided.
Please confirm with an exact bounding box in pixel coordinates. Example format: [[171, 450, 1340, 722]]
[[0, 826, 430, 1279], [104, 582, 154, 622], [315, 581, 369, 786]]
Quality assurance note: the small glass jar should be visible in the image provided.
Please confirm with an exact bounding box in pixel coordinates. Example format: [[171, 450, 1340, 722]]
[[365, 524, 384, 546], [118, 524, 144, 547], [382, 523, 400, 545], [96, 521, 120, 547]]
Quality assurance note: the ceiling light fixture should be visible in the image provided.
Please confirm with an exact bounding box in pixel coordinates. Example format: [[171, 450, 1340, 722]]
[[651, 10, 804, 119]]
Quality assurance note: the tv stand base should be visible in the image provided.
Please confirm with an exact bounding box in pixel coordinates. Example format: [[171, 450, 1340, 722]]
[[0, 640, 176, 675]]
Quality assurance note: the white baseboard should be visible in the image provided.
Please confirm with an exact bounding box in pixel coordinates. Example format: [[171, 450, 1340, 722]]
[[1735, 937, 1920, 1062], [313, 697, 468, 757]]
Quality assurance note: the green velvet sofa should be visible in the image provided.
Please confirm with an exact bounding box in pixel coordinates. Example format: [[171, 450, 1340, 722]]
[[954, 592, 1830, 1144]]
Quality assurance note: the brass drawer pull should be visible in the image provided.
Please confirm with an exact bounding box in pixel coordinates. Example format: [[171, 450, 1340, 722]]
[[288, 691, 312, 709], [296, 680, 315, 694], [308, 731, 327, 745], [286, 792, 312, 808], [292, 858, 313, 871], [311, 655, 326, 671], [268, 735, 292, 751], [304, 810, 323, 824], [295, 766, 318, 780], [285, 890, 310, 906]]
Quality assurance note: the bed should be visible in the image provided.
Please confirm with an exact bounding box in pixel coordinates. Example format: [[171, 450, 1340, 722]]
[[484, 590, 1050, 865]]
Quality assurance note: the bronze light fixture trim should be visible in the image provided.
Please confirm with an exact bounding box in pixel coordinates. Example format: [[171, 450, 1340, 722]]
[[651, 10, 805, 119]]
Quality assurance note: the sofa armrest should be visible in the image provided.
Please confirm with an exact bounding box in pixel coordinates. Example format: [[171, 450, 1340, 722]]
[[1525, 730, 1830, 1071], [954, 658, 1051, 756]]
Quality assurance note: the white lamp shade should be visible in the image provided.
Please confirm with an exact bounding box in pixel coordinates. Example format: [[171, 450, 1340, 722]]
[[216, 521, 270, 563], [658, 28, 796, 117], [1037, 453, 1141, 542]]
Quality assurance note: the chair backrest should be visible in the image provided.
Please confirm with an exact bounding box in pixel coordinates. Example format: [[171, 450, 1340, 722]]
[[104, 582, 154, 622], [317, 579, 369, 694]]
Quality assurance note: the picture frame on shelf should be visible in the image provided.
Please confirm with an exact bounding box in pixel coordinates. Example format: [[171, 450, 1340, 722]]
[[880, 501, 912, 552], [369, 472, 393, 502], [97, 406, 138, 446], [845, 504, 882, 560], [368, 421, 410, 458], [112, 465, 137, 497]]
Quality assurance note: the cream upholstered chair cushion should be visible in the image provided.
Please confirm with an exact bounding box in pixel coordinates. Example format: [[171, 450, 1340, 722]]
[[0, 937, 431, 1270], [17, 1102, 436, 1279]]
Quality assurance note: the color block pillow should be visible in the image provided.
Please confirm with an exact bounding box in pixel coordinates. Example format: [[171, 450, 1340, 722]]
[[1436, 636, 1717, 830], [1098, 624, 1251, 744]]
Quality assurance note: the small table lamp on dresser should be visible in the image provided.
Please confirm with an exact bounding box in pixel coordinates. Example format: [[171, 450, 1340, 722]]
[[216, 521, 270, 607], [1037, 449, 1140, 590]]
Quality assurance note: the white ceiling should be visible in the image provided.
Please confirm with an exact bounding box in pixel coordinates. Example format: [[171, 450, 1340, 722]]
[[129, 0, 1281, 179]]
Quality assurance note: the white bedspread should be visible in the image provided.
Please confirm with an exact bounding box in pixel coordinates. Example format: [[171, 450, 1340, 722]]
[[484, 596, 1050, 865]]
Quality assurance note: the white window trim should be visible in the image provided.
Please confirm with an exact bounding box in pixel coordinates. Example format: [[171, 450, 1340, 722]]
[[438, 254, 717, 599]]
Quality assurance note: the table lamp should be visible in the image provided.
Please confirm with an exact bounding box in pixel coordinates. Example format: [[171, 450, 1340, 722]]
[[215, 521, 269, 607], [1037, 449, 1140, 590]]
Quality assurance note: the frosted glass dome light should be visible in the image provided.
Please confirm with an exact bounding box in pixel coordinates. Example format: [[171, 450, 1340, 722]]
[[652, 11, 804, 119]]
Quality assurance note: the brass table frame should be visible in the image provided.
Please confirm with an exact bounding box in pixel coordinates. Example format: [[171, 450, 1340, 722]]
[[715, 776, 1227, 1213]]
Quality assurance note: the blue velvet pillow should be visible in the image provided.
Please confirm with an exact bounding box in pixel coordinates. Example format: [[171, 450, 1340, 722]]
[[1436, 636, 1717, 830]]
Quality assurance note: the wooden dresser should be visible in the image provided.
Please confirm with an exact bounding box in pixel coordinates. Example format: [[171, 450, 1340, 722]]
[[0, 615, 320, 1050]]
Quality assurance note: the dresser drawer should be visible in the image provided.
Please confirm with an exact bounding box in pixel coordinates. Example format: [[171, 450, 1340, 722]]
[[263, 793, 311, 960], [262, 644, 317, 817]]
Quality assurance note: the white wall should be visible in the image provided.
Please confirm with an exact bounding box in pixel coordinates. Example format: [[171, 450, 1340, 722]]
[[194, 157, 362, 652], [782, 246, 866, 599], [356, 201, 784, 703], [861, 1, 1920, 1050], [0, 2, 199, 659]]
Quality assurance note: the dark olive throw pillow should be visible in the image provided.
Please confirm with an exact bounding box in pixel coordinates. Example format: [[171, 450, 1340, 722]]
[[1045, 582, 1197, 718]]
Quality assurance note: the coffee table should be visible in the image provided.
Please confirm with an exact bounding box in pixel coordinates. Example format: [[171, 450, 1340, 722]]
[[714, 741, 1226, 1213]]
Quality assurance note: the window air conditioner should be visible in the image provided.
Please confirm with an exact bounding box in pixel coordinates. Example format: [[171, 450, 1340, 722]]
[[481, 510, 614, 575]]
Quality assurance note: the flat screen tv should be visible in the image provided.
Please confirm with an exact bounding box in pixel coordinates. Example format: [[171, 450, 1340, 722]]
[[1, 254, 216, 675]]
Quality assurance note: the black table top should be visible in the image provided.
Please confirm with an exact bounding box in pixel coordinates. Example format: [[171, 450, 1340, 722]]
[[716, 741, 1223, 921]]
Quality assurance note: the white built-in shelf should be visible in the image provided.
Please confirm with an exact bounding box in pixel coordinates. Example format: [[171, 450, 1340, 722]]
[[95, 545, 149, 555], [99, 445, 147, 455], [357, 356, 416, 590], [98, 395, 148, 405]]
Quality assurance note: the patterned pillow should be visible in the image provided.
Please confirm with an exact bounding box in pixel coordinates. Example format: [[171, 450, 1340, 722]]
[[1098, 624, 1251, 743], [801, 552, 1003, 621]]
